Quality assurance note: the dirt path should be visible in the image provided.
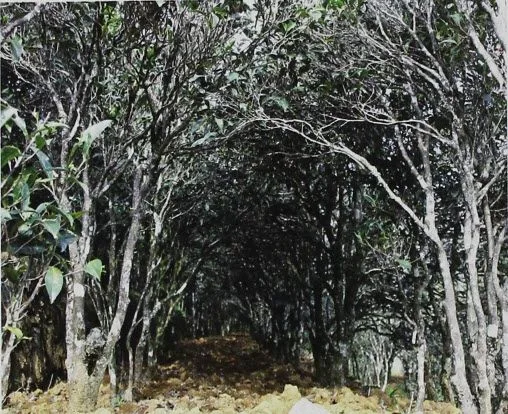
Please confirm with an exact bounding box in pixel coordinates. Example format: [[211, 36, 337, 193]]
[[4, 334, 460, 413], [141, 335, 313, 396]]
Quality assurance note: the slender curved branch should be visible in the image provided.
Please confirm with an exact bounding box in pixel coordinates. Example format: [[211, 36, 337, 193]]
[[0, 3, 45, 44]]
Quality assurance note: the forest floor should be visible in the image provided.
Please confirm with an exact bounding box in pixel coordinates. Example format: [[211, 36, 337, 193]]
[[4, 334, 460, 413]]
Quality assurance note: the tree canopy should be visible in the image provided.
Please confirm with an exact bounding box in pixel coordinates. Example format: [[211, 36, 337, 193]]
[[1, 1, 506, 413]]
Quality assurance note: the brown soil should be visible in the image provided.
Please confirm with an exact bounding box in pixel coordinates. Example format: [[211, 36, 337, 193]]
[[3, 334, 460, 414]]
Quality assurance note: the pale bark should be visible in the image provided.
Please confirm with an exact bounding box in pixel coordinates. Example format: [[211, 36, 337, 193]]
[[125, 168, 176, 400], [135, 301, 162, 379], [107, 356, 118, 403], [0, 3, 45, 44], [259, 115, 478, 412], [411, 255, 432, 414], [1, 332, 16, 402], [484, 198, 500, 334], [64, 170, 96, 412], [125, 286, 162, 401], [67, 164, 144, 412], [106, 200, 119, 398], [0, 263, 45, 401], [124, 330, 136, 402], [124, 230, 158, 400], [253, 3, 506, 410], [457, 7, 508, 410], [487, 211, 508, 412], [414, 336, 426, 414], [48, 73, 97, 412]]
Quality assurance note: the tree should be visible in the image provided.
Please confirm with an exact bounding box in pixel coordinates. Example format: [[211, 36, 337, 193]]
[[238, 1, 506, 412], [2, 1, 245, 410], [1, 1, 506, 412], [0, 105, 71, 401]]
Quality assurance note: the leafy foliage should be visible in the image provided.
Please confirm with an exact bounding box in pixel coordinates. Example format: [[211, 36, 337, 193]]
[[1, 1, 506, 411]]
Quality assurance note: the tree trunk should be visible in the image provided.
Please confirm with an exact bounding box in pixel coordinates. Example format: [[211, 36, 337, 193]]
[[125, 297, 159, 401], [64, 160, 94, 411], [459, 3, 508, 410], [0, 333, 16, 402], [485, 199, 508, 412], [300, 129, 478, 410], [310, 327, 344, 385], [462, 175, 492, 414], [441, 342, 455, 403], [66, 165, 144, 412], [436, 247, 477, 414], [65, 271, 92, 412], [135, 301, 161, 384], [124, 341, 135, 402], [414, 335, 426, 414], [108, 355, 118, 401], [67, 365, 102, 413], [311, 344, 343, 386], [336, 340, 350, 386], [1, 261, 46, 401]]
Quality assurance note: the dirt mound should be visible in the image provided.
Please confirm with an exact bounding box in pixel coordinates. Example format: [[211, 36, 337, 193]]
[[3, 335, 460, 414]]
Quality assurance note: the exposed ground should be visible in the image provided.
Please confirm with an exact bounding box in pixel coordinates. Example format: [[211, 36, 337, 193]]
[[4, 334, 460, 413]]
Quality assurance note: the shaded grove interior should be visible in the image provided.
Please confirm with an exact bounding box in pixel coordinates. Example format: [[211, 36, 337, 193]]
[[1, 1, 507, 413]]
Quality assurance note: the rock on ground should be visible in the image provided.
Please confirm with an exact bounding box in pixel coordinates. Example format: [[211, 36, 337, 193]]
[[289, 398, 330, 414]]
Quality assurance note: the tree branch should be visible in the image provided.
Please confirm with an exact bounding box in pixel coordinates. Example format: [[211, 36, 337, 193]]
[[0, 3, 45, 44]]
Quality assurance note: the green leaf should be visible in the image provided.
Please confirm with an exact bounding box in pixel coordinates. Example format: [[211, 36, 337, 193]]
[[271, 96, 290, 112], [57, 230, 77, 252], [450, 12, 463, 26], [68, 175, 88, 192], [42, 217, 61, 240], [45, 121, 67, 129], [71, 211, 84, 220], [0, 207, 12, 223], [35, 150, 54, 179], [12, 113, 27, 136], [35, 134, 46, 150], [0, 107, 17, 129], [20, 182, 30, 211], [309, 8, 323, 20], [19, 208, 36, 222], [45, 266, 64, 304], [84, 258, 103, 280], [187, 0, 199, 10], [212, 5, 228, 18], [227, 72, 239, 82], [396, 259, 412, 273], [215, 118, 224, 133], [4, 325, 23, 340], [56, 208, 74, 227], [282, 20, 296, 33], [1, 145, 21, 168], [10, 36, 23, 62], [209, 13, 220, 29], [35, 202, 52, 215], [364, 194, 377, 206], [191, 132, 217, 147], [79, 120, 112, 155], [328, 0, 345, 9], [17, 222, 33, 236]]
